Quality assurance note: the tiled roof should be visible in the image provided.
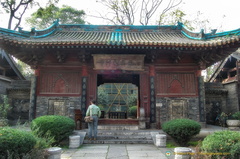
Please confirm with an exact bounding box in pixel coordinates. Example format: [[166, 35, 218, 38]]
[[0, 21, 240, 49]]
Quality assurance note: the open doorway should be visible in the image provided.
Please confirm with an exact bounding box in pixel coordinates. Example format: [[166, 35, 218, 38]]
[[97, 74, 139, 119]]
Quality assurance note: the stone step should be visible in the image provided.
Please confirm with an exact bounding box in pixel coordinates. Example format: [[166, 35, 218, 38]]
[[83, 139, 153, 144], [97, 130, 153, 136], [94, 135, 152, 140], [81, 129, 159, 144], [98, 125, 139, 130]]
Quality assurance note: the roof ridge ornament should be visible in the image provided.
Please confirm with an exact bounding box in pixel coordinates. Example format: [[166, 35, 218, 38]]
[[177, 22, 183, 29], [211, 29, 217, 35]]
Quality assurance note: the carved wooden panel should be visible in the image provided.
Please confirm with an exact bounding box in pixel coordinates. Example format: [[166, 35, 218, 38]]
[[156, 73, 196, 96], [39, 71, 81, 95], [93, 54, 145, 71]]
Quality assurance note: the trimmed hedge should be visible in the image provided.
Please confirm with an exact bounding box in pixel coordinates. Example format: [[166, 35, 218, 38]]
[[31, 115, 75, 145], [0, 127, 36, 157], [201, 130, 240, 158], [162, 118, 201, 146]]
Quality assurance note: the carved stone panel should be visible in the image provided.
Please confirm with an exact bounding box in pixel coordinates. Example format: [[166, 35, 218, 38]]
[[169, 99, 188, 119], [48, 99, 69, 116]]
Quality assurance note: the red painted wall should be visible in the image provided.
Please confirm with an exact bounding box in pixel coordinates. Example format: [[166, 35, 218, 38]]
[[37, 68, 82, 96]]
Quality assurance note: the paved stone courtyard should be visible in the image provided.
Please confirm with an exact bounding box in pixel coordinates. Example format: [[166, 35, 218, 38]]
[[61, 144, 175, 159]]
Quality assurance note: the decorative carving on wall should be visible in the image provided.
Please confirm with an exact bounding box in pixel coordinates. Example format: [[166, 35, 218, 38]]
[[169, 99, 188, 119], [53, 74, 68, 93], [156, 73, 196, 96], [93, 54, 145, 71], [39, 71, 81, 95], [146, 51, 158, 63], [171, 51, 183, 63], [55, 51, 67, 62], [48, 99, 69, 116], [26, 53, 44, 65], [78, 50, 90, 63], [81, 77, 87, 115], [150, 77, 156, 122]]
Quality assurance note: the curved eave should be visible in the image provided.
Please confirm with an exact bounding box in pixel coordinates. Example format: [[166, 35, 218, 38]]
[[180, 23, 240, 40], [0, 48, 25, 80], [1, 36, 239, 50]]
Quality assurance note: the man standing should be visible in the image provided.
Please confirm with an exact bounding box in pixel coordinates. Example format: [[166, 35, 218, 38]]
[[86, 99, 101, 140]]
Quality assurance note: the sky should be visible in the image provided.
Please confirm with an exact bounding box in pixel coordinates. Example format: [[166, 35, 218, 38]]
[[0, 0, 239, 32]]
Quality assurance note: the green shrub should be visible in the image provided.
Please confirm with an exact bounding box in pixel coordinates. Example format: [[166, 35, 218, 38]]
[[201, 130, 240, 159], [31, 115, 75, 145], [0, 127, 36, 158], [162, 118, 201, 146], [128, 106, 137, 117], [232, 111, 240, 120]]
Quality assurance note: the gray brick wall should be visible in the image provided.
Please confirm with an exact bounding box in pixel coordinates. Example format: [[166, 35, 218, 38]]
[[223, 82, 239, 112], [36, 96, 82, 119], [156, 97, 199, 126]]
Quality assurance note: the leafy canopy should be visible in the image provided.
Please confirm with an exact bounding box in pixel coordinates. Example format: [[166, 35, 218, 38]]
[[26, 4, 85, 29]]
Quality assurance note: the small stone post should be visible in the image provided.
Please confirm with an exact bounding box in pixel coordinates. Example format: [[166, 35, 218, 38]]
[[69, 135, 81, 148], [174, 147, 192, 159], [47, 147, 62, 159], [139, 107, 146, 129], [155, 134, 166, 147]]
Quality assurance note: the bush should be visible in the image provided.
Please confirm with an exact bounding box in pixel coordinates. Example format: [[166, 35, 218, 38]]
[[0, 127, 36, 158], [31, 115, 75, 145], [232, 111, 240, 120], [201, 130, 240, 159], [128, 106, 137, 117], [162, 118, 201, 146]]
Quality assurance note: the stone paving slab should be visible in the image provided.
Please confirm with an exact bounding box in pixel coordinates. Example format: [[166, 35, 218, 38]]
[[61, 144, 175, 159]]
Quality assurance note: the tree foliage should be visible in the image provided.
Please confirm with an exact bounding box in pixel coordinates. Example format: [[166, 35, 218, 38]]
[[26, 4, 85, 29], [97, 0, 182, 25], [97, 87, 109, 110], [14, 58, 34, 80], [1, 0, 35, 30], [159, 9, 188, 26]]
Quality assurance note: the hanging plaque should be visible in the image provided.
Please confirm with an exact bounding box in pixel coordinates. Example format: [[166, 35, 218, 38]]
[[93, 54, 145, 71]]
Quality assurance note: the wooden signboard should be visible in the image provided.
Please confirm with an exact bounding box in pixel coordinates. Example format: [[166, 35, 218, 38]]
[[93, 54, 145, 71]]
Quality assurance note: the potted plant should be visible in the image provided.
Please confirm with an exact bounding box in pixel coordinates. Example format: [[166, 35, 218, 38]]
[[0, 95, 10, 126], [226, 112, 240, 130], [216, 112, 229, 127]]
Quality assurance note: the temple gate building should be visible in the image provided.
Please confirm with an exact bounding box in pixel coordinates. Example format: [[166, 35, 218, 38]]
[[0, 21, 240, 128]]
